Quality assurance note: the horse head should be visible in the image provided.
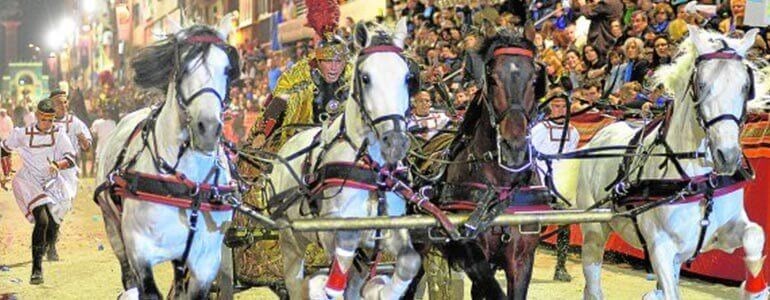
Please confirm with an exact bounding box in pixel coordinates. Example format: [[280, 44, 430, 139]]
[[478, 25, 540, 172], [351, 18, 415, 164], [130, 15, 240, 154], [688, 25, 757, 174]]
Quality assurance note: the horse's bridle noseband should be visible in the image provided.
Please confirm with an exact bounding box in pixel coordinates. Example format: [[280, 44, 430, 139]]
[[691, 45, 753, 131]]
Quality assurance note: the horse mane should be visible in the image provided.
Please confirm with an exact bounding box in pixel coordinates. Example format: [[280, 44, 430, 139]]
[[131, 25, 239, 91]]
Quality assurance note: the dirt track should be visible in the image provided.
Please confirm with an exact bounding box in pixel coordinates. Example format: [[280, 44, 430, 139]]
[[0, 178, 737, 299]]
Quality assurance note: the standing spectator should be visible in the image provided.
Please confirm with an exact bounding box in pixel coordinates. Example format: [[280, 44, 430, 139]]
[[0, 109, 13, 140], [531, 88, 580, 282], [90, 109, 116, 171], [577, 0, 625, 54]]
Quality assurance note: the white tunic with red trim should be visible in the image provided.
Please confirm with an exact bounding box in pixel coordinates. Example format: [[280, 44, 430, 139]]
[[2, 125, 77, 224], [531, 120, 580, 182], [54, 114, 92, 157], [409, 111, 450, 140]]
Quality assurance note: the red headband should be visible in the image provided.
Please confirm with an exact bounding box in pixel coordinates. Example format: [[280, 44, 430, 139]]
[[493, 47, 534, 58], [361, 45, 404, 55], [186, 35, 224, 44]]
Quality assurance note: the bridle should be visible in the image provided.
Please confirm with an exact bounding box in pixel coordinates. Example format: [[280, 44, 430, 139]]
[[171, 34, 239, 131], [481, 46, 538, 173], [351, 44, 416, 140], [690, 41, 754, 131]]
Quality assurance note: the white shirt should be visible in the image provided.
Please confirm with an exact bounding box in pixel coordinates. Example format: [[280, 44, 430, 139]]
[[90, 118, 117, 155], [409, 111, 450, 140], [531, 120, 580, 181], [54, 114, 92, 156], [0, 115, 13, 139]]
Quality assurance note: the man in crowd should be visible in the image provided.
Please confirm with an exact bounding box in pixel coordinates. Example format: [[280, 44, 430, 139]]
[[409, 91, 451, 141], [578, 0, 624, 54], [1, 98, 77, 284], [531, 88, 580, 282], [89, 109, 116, 173]]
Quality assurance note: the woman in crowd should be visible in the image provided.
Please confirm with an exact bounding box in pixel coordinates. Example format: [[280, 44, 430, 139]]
[[650, 35, 672, 70]]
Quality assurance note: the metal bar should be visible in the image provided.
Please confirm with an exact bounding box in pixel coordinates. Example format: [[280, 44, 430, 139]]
[[285, 209, 614, 232]]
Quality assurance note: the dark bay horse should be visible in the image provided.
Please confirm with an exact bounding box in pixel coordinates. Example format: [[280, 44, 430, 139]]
[[408, 28, 547, 299]]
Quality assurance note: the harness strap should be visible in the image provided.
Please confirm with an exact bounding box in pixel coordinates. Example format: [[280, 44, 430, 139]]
[[177, 164, 220, 274], [687, 182, 715, 267], [629, 206, 654, 274]]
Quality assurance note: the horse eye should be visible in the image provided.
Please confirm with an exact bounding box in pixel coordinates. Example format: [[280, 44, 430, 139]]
[[362, 74, 370, 84]]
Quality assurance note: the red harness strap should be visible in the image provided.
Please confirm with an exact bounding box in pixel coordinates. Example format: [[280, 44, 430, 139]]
[[112, 171, 235, 211]]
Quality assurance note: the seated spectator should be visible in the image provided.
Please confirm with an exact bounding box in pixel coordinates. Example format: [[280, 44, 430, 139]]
[[583, 44, 607, 79], [622, 37, 649, 85], [650, 35, 672, 70], [409, 91, 450, 141], [651, 3, 674, 34], [604, 49, 628, 96]]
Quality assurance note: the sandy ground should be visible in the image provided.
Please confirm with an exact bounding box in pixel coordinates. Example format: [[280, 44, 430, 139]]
[[0, 178, 738, 299]]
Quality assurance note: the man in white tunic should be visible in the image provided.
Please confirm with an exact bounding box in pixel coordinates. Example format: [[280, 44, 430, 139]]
[[47, 90, 92, 260], [1, 99, 77, 284], [531, 88, 580, 282], [408, 91, 450, 140]]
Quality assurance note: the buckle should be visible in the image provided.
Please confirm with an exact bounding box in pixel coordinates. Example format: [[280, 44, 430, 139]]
[[190, 183, 200, 197], [518, 222, 542, 235]]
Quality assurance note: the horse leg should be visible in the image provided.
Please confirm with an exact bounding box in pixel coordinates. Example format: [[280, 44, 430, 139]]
[[581, 222, 611, 300], [279, 229, 308, 300], [504, 229, 538, 300], [131, 261, 162, 300], [319, 230, 360, 299], [445, 240, 503, 300], [553, 226, 572, 282], [645, 235, 679, 300], [364, 229, 421, 299], [717, 211, 769, 299], [97, 196, 138, 293]]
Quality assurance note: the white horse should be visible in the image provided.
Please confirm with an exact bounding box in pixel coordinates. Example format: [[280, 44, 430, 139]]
[[557, 26, 769, 299], [268, 19, 420, 299], [94, 18, 240, 299]]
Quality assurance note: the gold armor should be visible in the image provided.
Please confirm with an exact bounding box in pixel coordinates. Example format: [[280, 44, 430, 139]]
[[246, 55, 353, 149]]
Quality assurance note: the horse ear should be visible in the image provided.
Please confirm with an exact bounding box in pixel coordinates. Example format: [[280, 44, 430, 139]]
[[165, 18, 183, 35], [216, 11, 239, 40], [523, 21, 536, 44], [354, 21, 370, 49], [393, 17, 408, 49], [737, 28, 760, 56]]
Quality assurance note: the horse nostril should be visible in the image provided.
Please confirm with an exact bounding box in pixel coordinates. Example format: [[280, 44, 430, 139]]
[[198, 121, 206, 134], [717, 149, 726, 164]]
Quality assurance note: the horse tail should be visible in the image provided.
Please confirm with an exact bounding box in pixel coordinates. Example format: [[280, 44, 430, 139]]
[[551, 158, 581, 208]]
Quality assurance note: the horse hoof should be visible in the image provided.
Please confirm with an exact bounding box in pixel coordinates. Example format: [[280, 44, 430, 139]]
[[553, 268, 572, 282], [117, 288, 139, 300], [362, 275, 390, 300], [29, 274, 43, 285], [740, 281, 770, 300], [642, 289, 664, 300], [307, 274, 332, 300]]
